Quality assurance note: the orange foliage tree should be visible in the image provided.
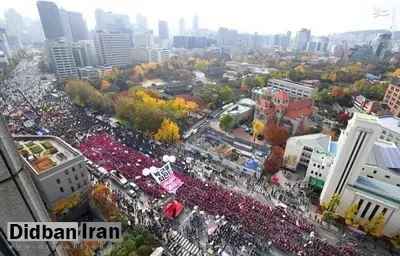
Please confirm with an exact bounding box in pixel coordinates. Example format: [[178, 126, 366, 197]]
[[63, 241, 100, 256], [321, 130, 339, 141], [52, 194, 80, 215], [91, 183, 117, 220], [264, 125, 289, 146], [263, 146, 284, 175], [331, 86, 345, 98]]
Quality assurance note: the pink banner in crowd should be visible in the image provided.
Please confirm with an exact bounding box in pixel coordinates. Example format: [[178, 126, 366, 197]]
[[159, 174, 183, 193]]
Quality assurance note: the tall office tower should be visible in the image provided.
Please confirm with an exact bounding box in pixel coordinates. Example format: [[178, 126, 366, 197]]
[[158, 20, 169, 40], [0, 28, 12, 58], [4, 9, 25, 38], [250, 32, 263, 50], [217, 27, 238, 46], [0, 18, 5, 29], [46, 39, 78, 81], [94, 31, 132, 67], [36, 1, 65, 40], [286, 31, 291, 48], [133, 30, 154, 47], [192, 15, 199, 36], [0, 115, 66, 256], [95, 9, 129, 32], [78, 40, 98, 66], [320, 113, 381, 204], [67, 11, 89, 41], [136, 15, 148, 33], [179, 18, 185, 36], [371, 32, 392, 60], [7, 35, 23, 51], [294, 28, 311, 51], [59, 8, 73, 42], [306, 37, 329, 53]]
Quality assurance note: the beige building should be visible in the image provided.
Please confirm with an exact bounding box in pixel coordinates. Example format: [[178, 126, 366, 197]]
[[383, 78, 400, 117], [14, 135, 90, 210]]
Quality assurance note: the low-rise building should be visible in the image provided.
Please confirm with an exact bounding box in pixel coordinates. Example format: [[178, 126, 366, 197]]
[[77, 66, 102, 80], [131, 47, 149, 65], [378, 115, 400, 147], [253, 88, 317, 135], [14, 135, 90, 210], [383, 77, 400, 117], [352, 95, 388, 115], [267, 78, 318, 98], [220, 99, 256, 129], [149, 48, 170, 63]]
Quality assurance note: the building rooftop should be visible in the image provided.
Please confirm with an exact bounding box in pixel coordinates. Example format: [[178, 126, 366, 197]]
[[354, 112, 379, 123], [269, 78, 316, 89], [223, 104, 252, 116], [313, 148, 335, 158], [329, 141, 338, 154], [354, 175, 400, 205], [273, 91, 289, 100], [14, 136, 79, 174], [288, 133, 332, 151], [365, 142, 400, 176], [379, 116, 400, 135], [238, 98, 256, 107]]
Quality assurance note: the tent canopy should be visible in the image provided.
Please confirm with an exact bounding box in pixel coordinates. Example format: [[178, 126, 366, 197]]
[[164, 201, 184, 219], [245, 159, 260, 170]]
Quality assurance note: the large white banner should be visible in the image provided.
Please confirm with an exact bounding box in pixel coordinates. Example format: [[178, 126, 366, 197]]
[[151, 163, 183, 193]]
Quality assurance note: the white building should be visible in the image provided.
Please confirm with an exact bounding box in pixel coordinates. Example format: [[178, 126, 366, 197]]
[[4, 9, 25, 38], [305, 148, 335, 189], [78, 40, 98, 66], [46, 39, 78, 81], [133, 31, 154, 47], [282, 133, 334, 171], [267, 78, 318, 98], [149, 48, 170, 63], [378, 116, 400, 147], [77, 66, 101, 80], [320, 113, 400, 236], [94, 31, 132, 67], [14, 135, 90, 210], [131, 47, 149, 65]]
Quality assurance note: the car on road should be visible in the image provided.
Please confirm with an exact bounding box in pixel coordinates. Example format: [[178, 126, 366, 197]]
[[128, 182, 140, 192], [128, 190, 137, 198]]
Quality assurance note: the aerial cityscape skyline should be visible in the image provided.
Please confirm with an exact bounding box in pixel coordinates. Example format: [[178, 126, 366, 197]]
[[0, 0, 398, 35]]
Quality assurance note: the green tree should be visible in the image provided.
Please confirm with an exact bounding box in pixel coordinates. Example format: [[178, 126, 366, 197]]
[[220, 114, 233, 131], [219, 85, 233, 102], [255, 75, 266, 87], [313, 89, 333, 103], [320, 193, 341, 222], [38, 59, 46, 72]]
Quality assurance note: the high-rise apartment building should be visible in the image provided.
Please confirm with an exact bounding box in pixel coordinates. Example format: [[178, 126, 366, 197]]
[[372, 32, 392, 60], [173, 36, 207, 49], [0, 115, 66, 256], [37, 1, 65, 40], [306, 37, 329, 53], [286, 31, 291, 48], [158, 21, 169, 40], [192, 15, 199, 36], [94, 31, 132, 67], [67, 11, 89, 42], [78, 40, 98, 66], [383, 78, 400, 117], [294, 28, 311, 51], [179, 18, 185, 36], [4, 9, 25, 38], [131, 47, 150, 65], [59, 8, 73, 42], [46, 39, 78, 81], [217, 27, 238, 47], [7, 35, 23, 51], [133, 31, 154, 48]]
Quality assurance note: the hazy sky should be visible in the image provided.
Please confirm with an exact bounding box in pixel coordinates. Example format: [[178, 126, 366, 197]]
[[1, 0, 399, 35]]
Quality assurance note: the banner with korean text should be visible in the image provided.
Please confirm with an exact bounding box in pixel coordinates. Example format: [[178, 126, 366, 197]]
[[151, 163, 183, 193]]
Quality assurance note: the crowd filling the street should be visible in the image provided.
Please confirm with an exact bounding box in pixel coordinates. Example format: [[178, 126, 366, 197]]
[[0, 51, 385, 256]]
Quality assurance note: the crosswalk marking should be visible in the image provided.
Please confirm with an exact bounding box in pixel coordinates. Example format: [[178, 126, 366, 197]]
[[169, 232, 201, 256]]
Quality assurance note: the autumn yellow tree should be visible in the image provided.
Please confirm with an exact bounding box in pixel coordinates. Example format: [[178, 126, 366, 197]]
[[279, 61, 288, 69], [390, 231, 400, 249], [295, 65, 305, 74], [344, 203, 362, 229], [100, 80, 111, 90], [195, 59, 209, 71], [329, 72, 337, 82], [102, 67, 120, 81], [331, 86, 344, 98], [52, 194, 80, 215], [154, 118, 180, 143], [255, 75, 266, 87], [364, 212, 385, 238], [252, 120, 264, 142], [389, 68, 400, 78], [320, 193, 341, 222], [301, 56, 309, 62], [63, 241, 100, 256], [134, 66, 145, 80]]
